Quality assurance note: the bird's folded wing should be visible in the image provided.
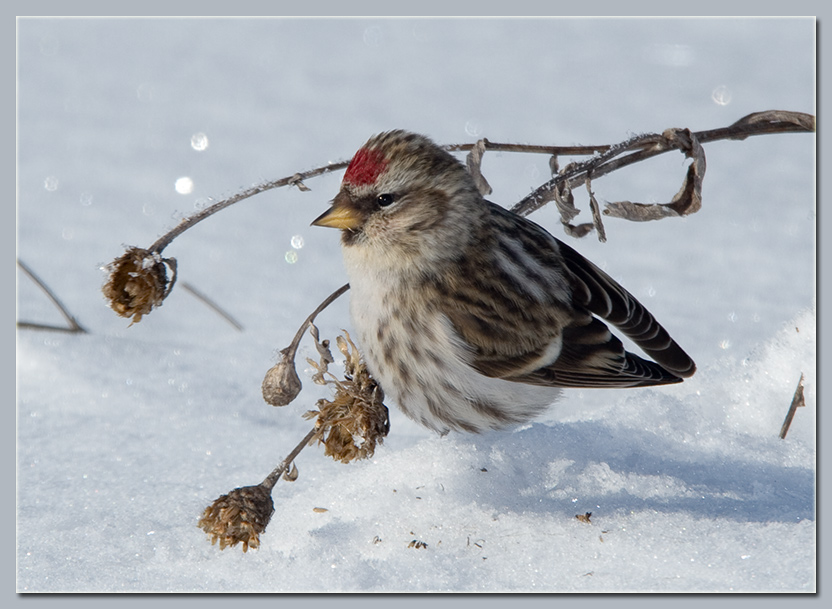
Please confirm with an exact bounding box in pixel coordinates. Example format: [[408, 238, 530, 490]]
[[437, 203, 695, 389], [555, 239, 696, 379], [507, 314, 686, 388]]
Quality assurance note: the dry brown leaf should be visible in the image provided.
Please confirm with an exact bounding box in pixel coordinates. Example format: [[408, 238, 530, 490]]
[[466, 138, 493, 196], [603, 128, 705, 221]]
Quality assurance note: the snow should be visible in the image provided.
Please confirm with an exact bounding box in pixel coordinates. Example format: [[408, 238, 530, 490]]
[[16, 17, 817, 592]]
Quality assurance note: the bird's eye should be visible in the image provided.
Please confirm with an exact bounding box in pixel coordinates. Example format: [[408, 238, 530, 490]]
[[377, 193, 396, 207]]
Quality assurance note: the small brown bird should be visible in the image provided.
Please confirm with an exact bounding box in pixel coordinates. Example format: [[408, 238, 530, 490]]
[[313, 131, 695, 434]]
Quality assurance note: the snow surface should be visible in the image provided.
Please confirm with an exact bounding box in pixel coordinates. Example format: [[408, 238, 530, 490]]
[[16, 17, 816, 592]]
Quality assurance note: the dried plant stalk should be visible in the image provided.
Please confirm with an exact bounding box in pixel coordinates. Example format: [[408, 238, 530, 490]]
[[201, 328, 390, 552], [779, 373, 806, 439], [101, 109, 814, 322], [603, 128, 706, 222], [509, 110, 814, 218], [148, 163, 349, 254], [261, 283, 350, 407], [180, 281, 243, 331], [17, 259, 87, 333]]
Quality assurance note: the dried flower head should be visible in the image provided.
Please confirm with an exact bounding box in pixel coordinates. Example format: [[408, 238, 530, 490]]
[[305, 331, 389, 463], [198, 483, 274, 552], [262, 347, 303, 406], [102, 247, 176, 323]]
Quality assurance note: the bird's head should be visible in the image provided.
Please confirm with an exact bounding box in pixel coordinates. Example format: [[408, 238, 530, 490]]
[[312, 131, 482, 260]]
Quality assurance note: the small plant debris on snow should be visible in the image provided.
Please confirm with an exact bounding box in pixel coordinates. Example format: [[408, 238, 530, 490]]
[[779, 372, 806, 439]]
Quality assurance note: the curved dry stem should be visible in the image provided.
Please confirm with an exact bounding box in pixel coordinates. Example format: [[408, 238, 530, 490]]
[[510, 110, 814, 217], [287, 283, 350, 360], [180, 281, 244, 331], [136, 110, 814, 254], [148, 161, 349, 254], [445, 141, 611, 156], [105, 109, 814, 324], [17, 259, 87, 333], [261, 426, 319, 491], [261, 283, 350, 407]]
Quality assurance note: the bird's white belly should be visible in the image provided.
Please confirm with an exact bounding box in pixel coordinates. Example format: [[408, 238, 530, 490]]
[[346, 270, 560, 433]]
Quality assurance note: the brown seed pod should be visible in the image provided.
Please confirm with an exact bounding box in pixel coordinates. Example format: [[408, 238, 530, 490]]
[[198, 484, 275, 552], [102, 247, 176, 324], [261, 348, 303, 406]]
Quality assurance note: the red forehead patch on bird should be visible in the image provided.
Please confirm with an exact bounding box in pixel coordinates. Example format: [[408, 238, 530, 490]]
[[343, 147, 388, 186]]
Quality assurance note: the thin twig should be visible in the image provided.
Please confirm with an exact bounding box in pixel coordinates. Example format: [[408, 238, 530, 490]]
[[17, 259, 87, 333], [261, 426, 319, 491], [445, 142, 611, 156], [166, 143, 600, 259], [16, 322, 85, 334], [779, 373, 806, 439], [105, 110, 814, 325], [285, 283, 350, 361], [148, 161, 349, 254], [142, 111, 813, 257], [511, 110, 814, 217], [260, 283, 352, 407], [181, 281, 244, 331]]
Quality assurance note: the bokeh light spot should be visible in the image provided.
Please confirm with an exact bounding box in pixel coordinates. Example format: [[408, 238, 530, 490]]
[[175, 177, 194, 195], [191, 132, 209, 151], [711, 85, 733, 106]]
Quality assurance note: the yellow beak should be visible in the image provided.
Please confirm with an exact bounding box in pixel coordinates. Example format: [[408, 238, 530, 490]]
[[311, 202, 363, 230]]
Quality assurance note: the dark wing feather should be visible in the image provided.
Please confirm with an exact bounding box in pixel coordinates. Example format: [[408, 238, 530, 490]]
[[555, 239, 696, 379], [512, 314, 686, 388], [439, 203, 695, 389]]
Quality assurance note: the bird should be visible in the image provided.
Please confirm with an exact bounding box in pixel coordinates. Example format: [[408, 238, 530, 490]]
[[312, 130, 695, 434]]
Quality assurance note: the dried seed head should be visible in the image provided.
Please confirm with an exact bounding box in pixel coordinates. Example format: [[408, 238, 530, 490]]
[[198, 484, 274, 552], [102, 247, 176, 324], [308, 331, 390, 463], [262, 348, 302, 406]]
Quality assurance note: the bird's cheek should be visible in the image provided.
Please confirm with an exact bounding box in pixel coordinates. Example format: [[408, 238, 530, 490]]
[[361, 215, 390, 242]]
